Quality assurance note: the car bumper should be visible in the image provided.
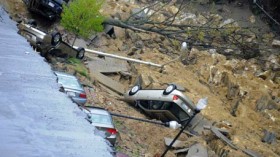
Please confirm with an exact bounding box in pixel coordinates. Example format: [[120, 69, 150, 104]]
[[106, 135, 117, 146], [71, 97, 87, 106]]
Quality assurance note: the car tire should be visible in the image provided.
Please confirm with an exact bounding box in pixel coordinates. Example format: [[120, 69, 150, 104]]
[[129, 85, 141, 95], [163, 84, 176, 95], [76, 47, 85, 59], [51, 32, 62, 47]]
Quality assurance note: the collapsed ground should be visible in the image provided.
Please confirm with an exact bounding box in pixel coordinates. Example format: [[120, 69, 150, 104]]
[[1, 0, 279, 157]]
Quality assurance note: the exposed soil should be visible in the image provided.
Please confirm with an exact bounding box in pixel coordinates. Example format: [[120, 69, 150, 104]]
[[1, 0, 279, 157]]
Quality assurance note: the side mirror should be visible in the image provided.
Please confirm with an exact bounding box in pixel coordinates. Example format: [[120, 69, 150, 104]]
[[85, 114, 92, 124], [196, 97, 208, 111], [58, 84, 64, 92]]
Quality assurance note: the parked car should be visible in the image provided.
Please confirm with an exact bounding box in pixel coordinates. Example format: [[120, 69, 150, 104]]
[[17, 21, 85, 59], [124, 84, 198, 125], [82, 107, 118, 146], [54, 71, 87, 105], [17, 21, 62, 56], [22, 0, 69, 20]]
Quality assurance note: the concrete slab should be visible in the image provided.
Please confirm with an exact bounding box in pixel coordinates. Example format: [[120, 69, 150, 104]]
[[87, 56, 129, 73], [164, 137, 184, 148], [73, 38, 88, 48], [89, 68, 125, 95], [186, 143, 208, 157]]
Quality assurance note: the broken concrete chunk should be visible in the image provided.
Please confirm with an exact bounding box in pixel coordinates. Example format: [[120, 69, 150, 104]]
[[103, 24, 115, 37], [272, 39, 280, 48], [114, 26, 126, 39], [131, 8, 147, 20], [164, 137, 184, 148], [256, 70, 273, 80], [262, 130, 277, 144], [226, 82, 239, 100], [174, 147, 189, 154], [230, 98, 241, 117], [187, 114, 213, 135], [174, 143, 208, 157], [255, 95, 279, 111], [242, 149, 263, 157], [206, 126, 238, 150], [168, 83, 186, 92], [135, 40, 144, 49], [139, 74, 154, 88], [186, 143, 208, 157], [88, 65, 125, 95], [219, 19, 235, 28], [87, 56, 129, 73], [165, 5, 179, 15]]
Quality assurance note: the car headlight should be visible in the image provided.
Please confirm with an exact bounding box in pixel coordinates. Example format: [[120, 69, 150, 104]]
[[53, 34, 60, 43], [51, 32, 62, 46]]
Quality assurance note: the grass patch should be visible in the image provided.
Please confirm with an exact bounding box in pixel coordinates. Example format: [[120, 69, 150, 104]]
[[67, 57, 89, 78], [67, 57, 81, 64]]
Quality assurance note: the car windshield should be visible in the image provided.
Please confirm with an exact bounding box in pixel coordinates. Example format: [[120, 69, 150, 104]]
[[90, 114, 112, 125], [58, 76, 82, 90]]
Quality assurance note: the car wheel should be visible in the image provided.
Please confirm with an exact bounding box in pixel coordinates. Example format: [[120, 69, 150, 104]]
[[163, 84, 176, 95], [51, 32, 62, 47], [76, 47, 85, 59], [129, 85, 140, 95]]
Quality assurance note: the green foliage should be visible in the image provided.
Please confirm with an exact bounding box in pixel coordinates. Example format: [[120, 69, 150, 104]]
[[67, 57, 89, 78], [61, 0, 105, 38], [198, 31, 205, 41], [67, 57, 81, 64]]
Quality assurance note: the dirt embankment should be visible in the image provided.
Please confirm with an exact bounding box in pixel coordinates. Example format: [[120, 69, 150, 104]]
[[1, 0, 279, 157]]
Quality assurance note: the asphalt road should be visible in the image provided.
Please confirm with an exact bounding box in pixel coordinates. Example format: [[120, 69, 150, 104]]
[[0, 7, 112, 157]]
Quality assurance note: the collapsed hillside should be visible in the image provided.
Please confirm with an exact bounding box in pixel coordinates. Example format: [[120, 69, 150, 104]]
[[1, 0, 279, 156]]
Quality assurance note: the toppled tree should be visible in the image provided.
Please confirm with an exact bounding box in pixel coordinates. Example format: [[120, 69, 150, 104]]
[[61, 0, 276, 61], [102, 1, 274, 60], [61, 0, 105, 46]]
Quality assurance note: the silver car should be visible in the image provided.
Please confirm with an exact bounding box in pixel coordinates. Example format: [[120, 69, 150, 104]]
[[17, 21, 62, 56], [82, 107, 117, 146], [124, 84, 197, 125], [54, 71, 87, 105], [17, 21, 85, 59]]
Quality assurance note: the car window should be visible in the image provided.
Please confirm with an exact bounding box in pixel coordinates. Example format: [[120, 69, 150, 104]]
[[139, 100, 189, 122], [169, 103, 189, 122], [58, 76, 82, 90], [90, 114, 112, 125]]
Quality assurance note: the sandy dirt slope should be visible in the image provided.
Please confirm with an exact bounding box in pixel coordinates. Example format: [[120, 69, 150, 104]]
[[1, 0, 279, 156]]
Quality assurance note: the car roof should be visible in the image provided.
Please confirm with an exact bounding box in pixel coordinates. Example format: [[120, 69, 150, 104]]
[[85, 107, 111, 116], [54, 71, 84, 91], [54, 71, 77, 79]]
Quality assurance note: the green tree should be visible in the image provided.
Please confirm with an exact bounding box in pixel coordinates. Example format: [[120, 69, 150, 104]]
[[61, 0, 105, 45]]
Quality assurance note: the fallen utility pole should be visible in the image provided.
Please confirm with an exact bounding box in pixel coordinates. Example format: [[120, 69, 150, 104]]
[[161, 107, 203, 157], [73, 46, 163, 68], [110, 112, 168, 126]]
